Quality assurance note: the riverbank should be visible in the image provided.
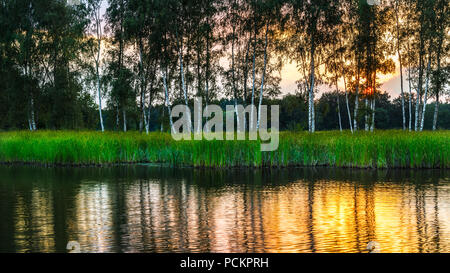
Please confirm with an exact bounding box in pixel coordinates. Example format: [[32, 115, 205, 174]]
[[0, 130, 448, 169]]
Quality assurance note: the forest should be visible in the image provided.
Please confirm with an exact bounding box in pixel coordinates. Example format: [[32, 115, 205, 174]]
[[0, 0, 448, 133]]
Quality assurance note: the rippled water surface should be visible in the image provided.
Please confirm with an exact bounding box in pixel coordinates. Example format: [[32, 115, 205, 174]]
[[0, 166, 449, 253]]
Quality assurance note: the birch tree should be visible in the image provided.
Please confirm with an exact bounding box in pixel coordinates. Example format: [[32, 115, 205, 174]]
[[88, 0, 105, 132]]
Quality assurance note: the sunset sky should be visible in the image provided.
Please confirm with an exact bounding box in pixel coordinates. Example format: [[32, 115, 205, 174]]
[[98, 1, 405, 100]]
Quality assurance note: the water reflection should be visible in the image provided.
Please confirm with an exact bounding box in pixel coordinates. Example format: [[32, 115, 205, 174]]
[[0, 166, 449, 253]]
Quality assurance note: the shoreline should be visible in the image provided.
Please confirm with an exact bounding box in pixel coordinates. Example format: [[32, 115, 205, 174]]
[[0, 161, 448, 170]]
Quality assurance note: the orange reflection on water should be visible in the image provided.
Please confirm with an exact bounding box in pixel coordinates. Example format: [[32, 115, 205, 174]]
[[4, 168, 450, 253]]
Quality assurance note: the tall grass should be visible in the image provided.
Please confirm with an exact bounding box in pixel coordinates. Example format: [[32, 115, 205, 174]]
[[0, 130, 448, 168]]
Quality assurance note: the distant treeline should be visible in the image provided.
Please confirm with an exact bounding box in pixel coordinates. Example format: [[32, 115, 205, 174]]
[[0, 0, 448, 132]]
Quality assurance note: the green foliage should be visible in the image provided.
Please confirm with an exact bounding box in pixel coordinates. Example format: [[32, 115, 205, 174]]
[[0, 130, 448, 169]]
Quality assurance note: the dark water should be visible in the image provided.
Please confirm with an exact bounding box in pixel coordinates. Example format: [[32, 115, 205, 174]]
[[0, 165, 449, 253]]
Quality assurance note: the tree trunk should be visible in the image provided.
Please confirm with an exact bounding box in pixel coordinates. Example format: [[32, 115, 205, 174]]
[[160, 106, 164, 132], [250, 24, 257, 131], [433, 6, 444, 131], [365, 98, 369, 131], [196, 35, 202, 134], [395, 0, 406, 130], [415, 18, 425, 131], [242, 34, 252, 132], [95, 6, 104, 132], [231, 20, 240, 132], [146, 69, 156, 134], [30, 96, 36, 131], [257, 22, 269, 130], [370, 98, 375, 132], [123, 109, 127, 132], [138, 39, 147, 134], [337, 38, 352, 133], [420, 54, 431, 132], [177, 29, 192, 133], [162, 70, 174, 133], [309, 38, 316, 133], [341, 72, 352, 133], [116, 104, 119, 130], [337, 92, 342, 132], [433, 95, 439, 131], [408, 66, 413, 131], [96, 63, 104, 132], [354, 61, 360, 132]]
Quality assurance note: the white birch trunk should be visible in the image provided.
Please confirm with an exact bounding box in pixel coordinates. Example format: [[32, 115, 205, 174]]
[[433, 97, 439, 131], [337, 93, 342, 132], [257, 23, 269, 130], [365, 98, 369, 131], [408, 66, 413, 131], [250, 29, 257, 132], [395, 0, 406, 130], [95, 6, 104, 132], [30, 96, 36, 131], [123, 109, 127, 132], [354, 63, 360, 132], [420, 56, 431, 131], [309, 47, 316, 133], [162, 71, 174, 133], [370, 98, 375, 132]]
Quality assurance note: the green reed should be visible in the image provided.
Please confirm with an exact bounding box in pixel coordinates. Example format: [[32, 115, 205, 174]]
[[0, 130, 448, 168]]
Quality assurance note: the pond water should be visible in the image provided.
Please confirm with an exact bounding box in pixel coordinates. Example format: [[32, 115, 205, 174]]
[[0, 165, 449, 253]]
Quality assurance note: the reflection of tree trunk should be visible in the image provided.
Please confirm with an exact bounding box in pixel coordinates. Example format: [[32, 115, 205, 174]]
[[432, 181, 441, 252], [353, 184, 363, 252], [256, 189, 265, 251], [307, 180, 316, 252], [414, 183, 426, 253], [365, 183, 376, 242]]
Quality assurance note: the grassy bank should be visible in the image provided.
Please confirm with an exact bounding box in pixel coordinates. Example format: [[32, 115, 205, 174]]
[[0, 130, 448, 168]]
